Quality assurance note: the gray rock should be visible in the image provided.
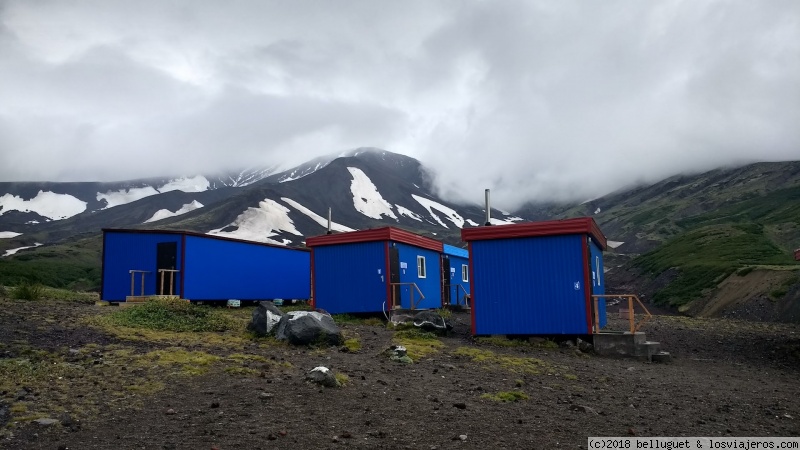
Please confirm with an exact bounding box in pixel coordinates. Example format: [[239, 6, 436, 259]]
[[305, 366, 339, 388], [576, 338, 594, 353], [275, 311, 342, 346], [570, 404, 599, 414], [387, 345, 413, 364], [34, 418, 60, 426], [247, 301, 284, 336], [0, 402, 9, 427]]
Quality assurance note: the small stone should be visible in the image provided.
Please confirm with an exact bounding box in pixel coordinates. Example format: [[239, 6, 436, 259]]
[[453, 402, 467, 410], [628, 428, 636, 436], [459, 435, 468, 441], [267, 434, 277, 441], [165, 408, 176, 415], [279, 430, 288, 436], [570, 405, 599, 414], [341, 431, 352, 438], [332, 436, 339, 443], [210, 402, 220, 408], [34, 418, 59, 426], [259, 392, 274, 400]]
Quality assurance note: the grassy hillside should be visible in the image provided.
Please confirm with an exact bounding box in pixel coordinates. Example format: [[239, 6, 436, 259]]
[[0, 235, 102, 290], [633, 223, 798, 306]]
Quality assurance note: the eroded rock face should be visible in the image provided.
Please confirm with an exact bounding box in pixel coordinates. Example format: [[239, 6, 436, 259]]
[[247, 301, 284, 336], [275, 311, 342, 346]]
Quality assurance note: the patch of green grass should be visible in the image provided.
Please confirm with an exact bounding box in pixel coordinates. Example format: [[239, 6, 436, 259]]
[[393, 329, 444, 360], [101, 298, 238, 332], [224, 367, 261, 377], [334, 372, 350, 386], [10, 283, 44, 300], [453, 346, 571, 378], [481, 391, 529, 402], [138, 348, 220, 376], [342, 338, 362, 352]]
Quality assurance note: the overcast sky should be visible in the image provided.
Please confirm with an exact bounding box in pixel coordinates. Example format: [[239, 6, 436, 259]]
[[0, 1, 798, 208]]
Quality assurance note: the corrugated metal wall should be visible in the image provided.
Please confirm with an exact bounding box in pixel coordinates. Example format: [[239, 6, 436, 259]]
[[396, 242, 441, 309], [101, 232, 183, 301], [313, 241, 387, 314], [589, 240, 607, 328], [183, 236, 310, 301], [445, 254, 470, 306], [471, 234, 589, 335]]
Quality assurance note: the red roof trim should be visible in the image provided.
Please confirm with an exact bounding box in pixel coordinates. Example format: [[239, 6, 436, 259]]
[[305, 226, 444, 252], [102, 228, 311, 252], [460, 217, 607, 250]]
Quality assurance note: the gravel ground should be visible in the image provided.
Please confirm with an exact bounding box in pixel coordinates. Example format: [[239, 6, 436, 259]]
[[1, 299, 799, 450]]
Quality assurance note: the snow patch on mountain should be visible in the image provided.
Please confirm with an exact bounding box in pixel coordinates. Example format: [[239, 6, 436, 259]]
[[347, 167, 397, 220], [607, 241, 624, 249], [208, 199, 302, 245], [3, 243, 42, 257], [97, 187, 160, 209], [466, 219, 479, 227], [395, 205, 423, 222], [489, 217, 516, 225], [144, 200, 204, 223], [411, 195, 464, 229], [0, 191, 87, 220], [158, 176, 210, 193], [0, 231, 22, 238], [281, 197, 356, 232]]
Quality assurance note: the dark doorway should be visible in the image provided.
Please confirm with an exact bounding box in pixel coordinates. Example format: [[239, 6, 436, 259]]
[[156, 242, 177, 295], [389, 246, 400, 308], [441, 256, 451, 307]]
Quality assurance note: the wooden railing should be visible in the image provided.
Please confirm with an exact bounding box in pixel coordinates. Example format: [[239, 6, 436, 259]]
[[444, 283, 470, 307], [390, 282, 425, 310], [129, 270, 150, 297], [158, 269, 180, 296], [591, 294, 652, 333]]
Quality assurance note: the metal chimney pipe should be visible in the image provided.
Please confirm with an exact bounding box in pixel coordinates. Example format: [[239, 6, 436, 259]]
[[327, 207, 333, 234], [484, 189, 492, 226]]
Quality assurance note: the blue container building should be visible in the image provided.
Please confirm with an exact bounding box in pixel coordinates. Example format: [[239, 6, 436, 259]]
[[101, 229, 311, 302], [306, 227, 444, 314], [461, 217, 607, 336], [441, 244, 471, 307]]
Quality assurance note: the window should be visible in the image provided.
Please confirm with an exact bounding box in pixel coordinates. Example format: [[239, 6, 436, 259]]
[[417, 256, 426, 278], [462, 264, 469, 282]]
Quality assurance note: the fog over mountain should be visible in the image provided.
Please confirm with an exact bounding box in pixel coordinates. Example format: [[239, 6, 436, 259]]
[[1, 1, 798, 209]]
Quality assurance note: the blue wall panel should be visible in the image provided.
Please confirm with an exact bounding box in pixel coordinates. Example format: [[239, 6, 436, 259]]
[[313, 241, 387, 314], [101, 232, 183, 301], [396, 243, 441, 309], [589, 240, 607, 328], [183, 236, 310, 301], [472, 234, 589, 335], [444, 254, 471, 306]]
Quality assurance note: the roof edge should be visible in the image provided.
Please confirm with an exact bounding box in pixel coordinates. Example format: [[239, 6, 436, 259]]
[[460, 217, 607, 250]]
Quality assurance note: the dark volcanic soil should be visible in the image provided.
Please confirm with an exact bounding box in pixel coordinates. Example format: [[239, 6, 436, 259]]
[[1, 299, 799, 450]]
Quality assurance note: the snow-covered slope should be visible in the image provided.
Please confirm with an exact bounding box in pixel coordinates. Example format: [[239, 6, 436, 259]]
[[347, 167, 398, 220], [0, 191, 87, 220], [208, 199, 302, 245], [281, 197, 355, 232], [144, 200, 204, 223]]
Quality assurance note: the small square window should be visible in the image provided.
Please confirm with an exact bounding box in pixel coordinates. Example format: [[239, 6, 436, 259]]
[[462, 264, 469, 282], [417, 256, 426, 278]]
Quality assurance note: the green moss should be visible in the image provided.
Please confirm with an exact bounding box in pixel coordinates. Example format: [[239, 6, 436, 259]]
[[393, 330, 444, 360], [342, 338, 362, 352], [334, 372, 350, 386]]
